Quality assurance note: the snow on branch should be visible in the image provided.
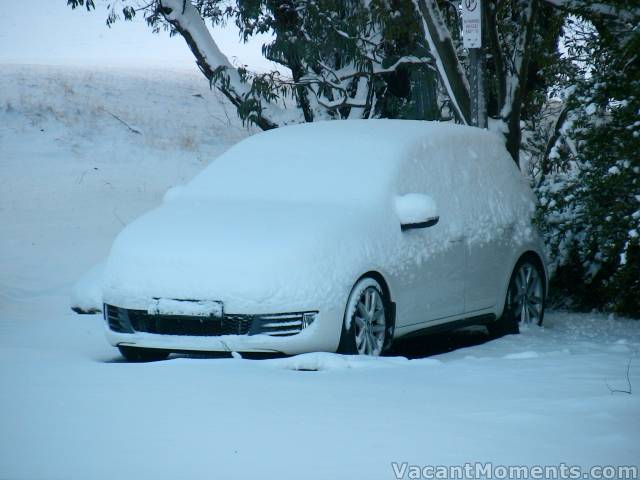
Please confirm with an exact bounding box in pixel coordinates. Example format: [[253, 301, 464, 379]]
[[159, 0, 297, 129], [542, 0, 640, 22]]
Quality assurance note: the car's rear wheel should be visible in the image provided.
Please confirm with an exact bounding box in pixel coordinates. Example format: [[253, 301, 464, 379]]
[[338, 277, 390, 356], [489, 256, 545, 337], [118, 346, 170, 362]]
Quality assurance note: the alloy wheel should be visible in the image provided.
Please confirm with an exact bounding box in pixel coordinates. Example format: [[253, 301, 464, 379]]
[[508, 262, 544, 326], [352, 286, 386, 356]]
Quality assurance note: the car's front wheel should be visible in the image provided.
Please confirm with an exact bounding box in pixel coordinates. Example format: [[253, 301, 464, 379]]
[[118, 346, 170, 362], [338, 277, 391, 356], [489, 256, 545, 337]]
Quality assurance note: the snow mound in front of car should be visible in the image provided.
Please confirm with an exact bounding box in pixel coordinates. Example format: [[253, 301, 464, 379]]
[[260, 352, 441, 371]]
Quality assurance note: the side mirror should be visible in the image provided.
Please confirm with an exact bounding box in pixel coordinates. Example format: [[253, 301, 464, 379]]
[[395, 193, 439, 231]]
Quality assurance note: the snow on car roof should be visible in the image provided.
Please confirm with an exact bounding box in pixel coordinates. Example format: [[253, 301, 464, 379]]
[[182, 119, 498, 205]]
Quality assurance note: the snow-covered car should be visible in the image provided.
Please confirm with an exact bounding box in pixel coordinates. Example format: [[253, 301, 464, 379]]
[[88, 120, 548, 361]]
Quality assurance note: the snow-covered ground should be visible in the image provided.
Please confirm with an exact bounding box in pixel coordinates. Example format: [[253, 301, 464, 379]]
[[1, 65, 639, 480]]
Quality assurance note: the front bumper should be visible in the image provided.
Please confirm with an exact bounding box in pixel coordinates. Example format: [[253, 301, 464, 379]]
[[103, 304, 343, 355]]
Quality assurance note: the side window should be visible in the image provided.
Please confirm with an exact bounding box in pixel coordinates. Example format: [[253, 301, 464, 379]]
[[453, 134, 519, 245], [394, 131, 527, 246]]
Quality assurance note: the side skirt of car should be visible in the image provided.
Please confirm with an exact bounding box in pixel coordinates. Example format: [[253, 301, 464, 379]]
[[395, 313, 497, 341]]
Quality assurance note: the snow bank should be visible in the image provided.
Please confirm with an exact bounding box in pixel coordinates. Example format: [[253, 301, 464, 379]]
[[0, 64, 251, 155], [260, 352, 416, 371], [0, 65, 251, 315]]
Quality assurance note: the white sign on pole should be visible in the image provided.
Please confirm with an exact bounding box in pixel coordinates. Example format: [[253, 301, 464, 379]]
[[462, 0, 482, 48]]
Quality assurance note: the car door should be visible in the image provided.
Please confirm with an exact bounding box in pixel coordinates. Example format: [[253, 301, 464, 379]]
[[391, 146, 467, 327], [393, 222, 467, 327], [419, 219, 467, 321], [456, 137, 523, 313], [464, 225, 513, 312]]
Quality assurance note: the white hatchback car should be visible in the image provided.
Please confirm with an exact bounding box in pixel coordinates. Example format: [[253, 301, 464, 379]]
[[89, 120, 547, 361]]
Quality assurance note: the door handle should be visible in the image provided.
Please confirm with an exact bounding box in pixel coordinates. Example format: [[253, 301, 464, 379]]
[[449, 236, 465, 243]]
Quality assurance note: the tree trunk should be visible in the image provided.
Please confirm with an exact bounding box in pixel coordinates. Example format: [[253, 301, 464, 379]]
[[413, 0, 472, 124], [499, 0, 539, 166]]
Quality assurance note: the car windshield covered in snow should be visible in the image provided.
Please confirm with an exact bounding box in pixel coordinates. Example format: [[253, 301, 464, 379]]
[[179, 120, 423, 205]]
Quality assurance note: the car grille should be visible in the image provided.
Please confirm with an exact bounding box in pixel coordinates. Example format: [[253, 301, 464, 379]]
[[104, 305, 311, 337]]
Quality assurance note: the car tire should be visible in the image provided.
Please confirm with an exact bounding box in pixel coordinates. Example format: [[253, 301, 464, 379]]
[[118, 346, 170, 362], [338, 277, 391, 356], [488, 255, 545, 337]]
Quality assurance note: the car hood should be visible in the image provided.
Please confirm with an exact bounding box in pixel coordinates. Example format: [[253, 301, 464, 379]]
[[102, 199, 387, 312]]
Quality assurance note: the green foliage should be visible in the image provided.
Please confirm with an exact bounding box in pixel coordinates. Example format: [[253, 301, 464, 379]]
[[536, 10, 640, 317], [69, 0, 448, 123], [68, 0, 135, 27], [228, 0, 435, 120], [67, 0, 563, 128], [67, 0, 95, 9]]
